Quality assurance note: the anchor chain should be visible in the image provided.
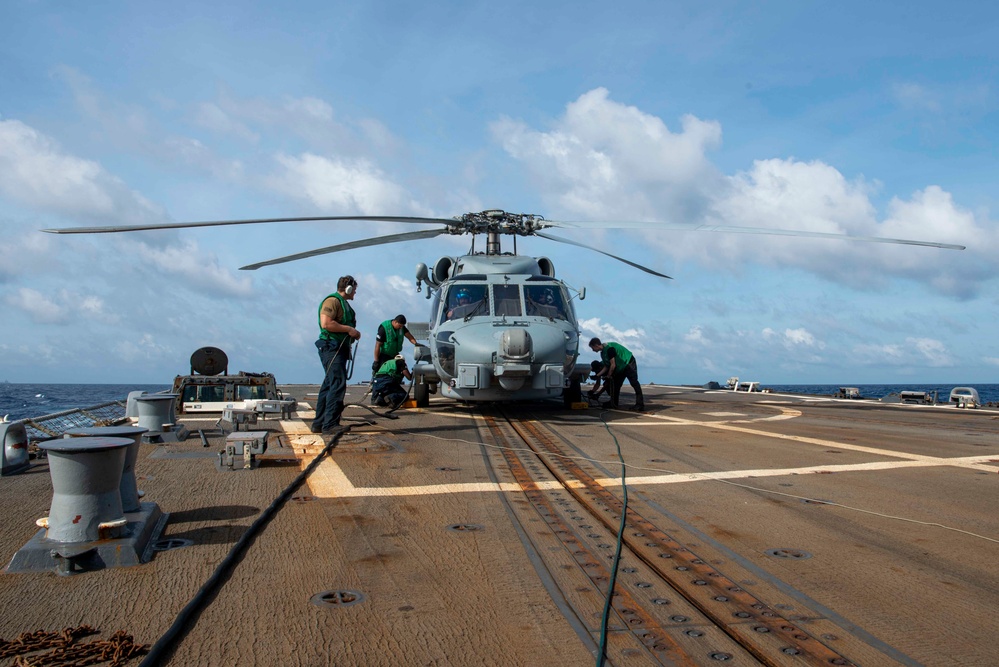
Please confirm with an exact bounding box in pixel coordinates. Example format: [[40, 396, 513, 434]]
[[0, 626, 149, 666]]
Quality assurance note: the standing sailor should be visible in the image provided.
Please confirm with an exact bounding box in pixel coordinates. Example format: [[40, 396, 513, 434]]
[[372, 314, 419, 374], [312, 275, 361, 435], [588, 337, 645, 412]]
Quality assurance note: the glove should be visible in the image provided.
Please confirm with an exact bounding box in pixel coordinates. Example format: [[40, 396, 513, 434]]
[[371, 360, 381, 373]]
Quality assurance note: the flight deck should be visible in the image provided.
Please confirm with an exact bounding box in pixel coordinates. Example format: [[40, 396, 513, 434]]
[[2, 384, 997, 666]]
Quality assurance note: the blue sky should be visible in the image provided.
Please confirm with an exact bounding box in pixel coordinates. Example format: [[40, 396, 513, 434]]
[[2, 1, 997, 385]]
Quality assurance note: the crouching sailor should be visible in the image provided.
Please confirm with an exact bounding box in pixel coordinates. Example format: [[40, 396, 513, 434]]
[[371, 354, 413, 408]]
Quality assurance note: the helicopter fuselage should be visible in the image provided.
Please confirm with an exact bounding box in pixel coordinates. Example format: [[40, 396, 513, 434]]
[[412, 253, 585, 403]]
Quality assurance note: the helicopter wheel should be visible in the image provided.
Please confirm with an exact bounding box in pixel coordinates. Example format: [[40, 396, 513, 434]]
[[563, 378, 582, 408], [414, 382, 430, 408]]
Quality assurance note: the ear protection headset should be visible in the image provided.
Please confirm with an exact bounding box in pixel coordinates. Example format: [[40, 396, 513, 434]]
[[341, 275, 356, 295]]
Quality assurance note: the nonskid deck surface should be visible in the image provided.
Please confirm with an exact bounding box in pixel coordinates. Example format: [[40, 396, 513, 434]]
[[1, 385, 997, 665]]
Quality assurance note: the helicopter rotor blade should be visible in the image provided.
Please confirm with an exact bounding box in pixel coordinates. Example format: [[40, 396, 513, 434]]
[[240, 228, 449, 270], [541, 219, 965, 250], [41, 215, 459, 235], [534, 231, 672, 279]]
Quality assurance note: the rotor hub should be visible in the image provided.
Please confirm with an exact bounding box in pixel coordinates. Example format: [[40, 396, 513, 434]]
[[449, 210, 547, 236]]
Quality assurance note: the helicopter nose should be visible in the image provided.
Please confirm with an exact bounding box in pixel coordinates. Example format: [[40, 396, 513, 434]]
[[500, 329, 531, 360], [495, 328, 532, 391]]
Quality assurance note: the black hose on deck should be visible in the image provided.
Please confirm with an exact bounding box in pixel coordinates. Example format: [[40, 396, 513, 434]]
[[138, 427, 350, 666]]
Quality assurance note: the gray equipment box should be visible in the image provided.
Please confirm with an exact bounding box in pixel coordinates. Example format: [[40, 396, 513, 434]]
[[218, 431, 268, 471]]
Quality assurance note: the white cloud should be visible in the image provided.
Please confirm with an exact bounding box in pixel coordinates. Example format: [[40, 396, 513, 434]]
[[784, 328, 816, 346], [907, 337, 952, 367], [3, 287, 60, 324], [494, 88, 997, 297], [684, 325, 709, 345], [113, 333, 174, 364], [0, 119, 164, 223], [851, 337, 953, 368], [267, 153, 413, 214], [492, 87, 723, 220], [3, 287, 119, 325], [132, 239, 253, 298]]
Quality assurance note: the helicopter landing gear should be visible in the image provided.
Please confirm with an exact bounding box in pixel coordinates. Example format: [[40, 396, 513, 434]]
[[563, 378, 583, 408], [414, 381, 431, 408]]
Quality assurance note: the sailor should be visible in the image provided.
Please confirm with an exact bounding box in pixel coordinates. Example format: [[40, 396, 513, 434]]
[[587, 360, 607, 401], [588, 337, 645, 412], [311, 275, 361, 435], [447, 287, 485, 319], [372, 314, 419, 374], [371, 354, 413, 408]]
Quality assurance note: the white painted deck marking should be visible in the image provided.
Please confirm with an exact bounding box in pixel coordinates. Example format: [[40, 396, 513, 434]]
[[308, 453, 998, 499], [305, 402, 998, 498]]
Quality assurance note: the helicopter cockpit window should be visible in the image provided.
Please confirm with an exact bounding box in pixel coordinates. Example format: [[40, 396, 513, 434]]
[[524, 284, 567, 320], [492, 284, 522, 317], [444, 284, 489, 321]]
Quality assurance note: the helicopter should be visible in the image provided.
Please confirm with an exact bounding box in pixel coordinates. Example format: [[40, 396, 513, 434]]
[[44, 209, 964, 407]]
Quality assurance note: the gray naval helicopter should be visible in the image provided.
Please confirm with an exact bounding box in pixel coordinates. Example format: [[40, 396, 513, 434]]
[[45, 209, 964, 407]]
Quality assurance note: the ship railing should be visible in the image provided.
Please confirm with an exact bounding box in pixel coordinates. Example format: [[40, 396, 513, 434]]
[[11, 401, 129, 443]]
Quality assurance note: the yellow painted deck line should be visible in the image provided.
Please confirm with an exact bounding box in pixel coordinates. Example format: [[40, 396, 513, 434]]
[[306, 454, 997, 499]]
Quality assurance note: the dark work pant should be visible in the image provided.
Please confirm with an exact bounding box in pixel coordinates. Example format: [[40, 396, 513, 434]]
[[609, 359, 644, 409], [371, 376, 407, 407], [312, 338, 350, 431]]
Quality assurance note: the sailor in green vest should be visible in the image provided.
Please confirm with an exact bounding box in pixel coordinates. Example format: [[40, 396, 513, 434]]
[[371, 354, 413, 407], [372, 314, 419, 374], [311, 275, 361, 435], [588, 337, 645, 412]]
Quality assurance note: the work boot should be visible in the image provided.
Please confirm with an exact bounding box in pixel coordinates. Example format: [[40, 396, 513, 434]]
[[629, 405, 645, 412]]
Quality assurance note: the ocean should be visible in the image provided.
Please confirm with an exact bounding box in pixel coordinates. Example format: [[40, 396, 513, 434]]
[[756, 383, 999, 405], [2, 382, 997, 422], [0, 383, 171, 422]]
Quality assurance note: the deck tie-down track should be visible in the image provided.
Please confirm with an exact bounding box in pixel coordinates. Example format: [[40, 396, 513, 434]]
[[481, 411, 858, 666]]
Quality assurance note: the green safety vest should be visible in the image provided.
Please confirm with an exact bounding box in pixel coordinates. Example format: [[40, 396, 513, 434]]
[[380, 319, 405, 357], [601, 342, 633, 374], [375, 358, 405, 378], [318, 293, 356, 343]]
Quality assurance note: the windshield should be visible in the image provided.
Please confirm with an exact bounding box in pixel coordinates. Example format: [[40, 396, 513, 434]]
[[442, 283, 490, 322], [524, 284, 568, 320], [493, 284, 522, 317]]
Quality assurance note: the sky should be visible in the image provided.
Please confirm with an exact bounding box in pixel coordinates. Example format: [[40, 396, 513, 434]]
[[1, 1, 997, 386]]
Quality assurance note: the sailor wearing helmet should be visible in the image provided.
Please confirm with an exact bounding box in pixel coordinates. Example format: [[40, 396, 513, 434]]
[[446, 286, 485, 320]]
